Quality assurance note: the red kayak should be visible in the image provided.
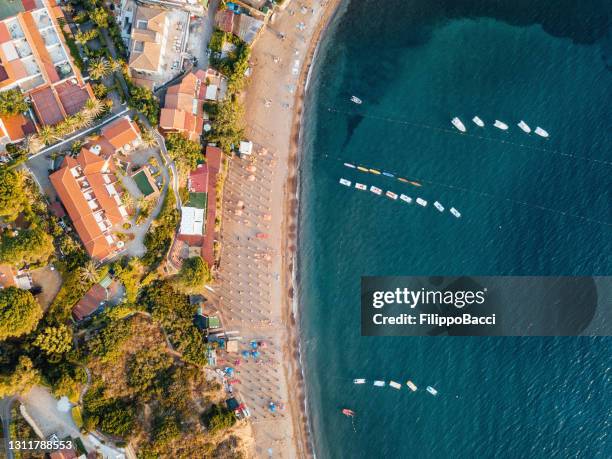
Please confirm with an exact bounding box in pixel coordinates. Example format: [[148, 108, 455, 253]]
[[342, 408, 355, 417]]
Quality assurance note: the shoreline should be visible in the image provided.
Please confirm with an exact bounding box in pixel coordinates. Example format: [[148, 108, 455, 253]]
[[280, 0, 342, 457]]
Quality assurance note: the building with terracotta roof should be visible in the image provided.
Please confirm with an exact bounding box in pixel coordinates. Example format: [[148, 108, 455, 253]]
[[178, 146, 222, 266], [0, 0, 93, 133], [100, 115, 142, 154], [0, 113, 35, 149], [128, 6, 168, 85], [50, 145, 128, 261], [159, 71, 206, 141], [72, 274, 122, 321]]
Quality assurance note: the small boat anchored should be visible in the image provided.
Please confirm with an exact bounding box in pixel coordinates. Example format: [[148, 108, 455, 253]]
[[357, 166, 369, 172], [399, 194, 413, 204], [355, 183, 367, 191], [370, 186, 382, 195], [534, 127, 549, 138], [493, 120, 509, 130], [369, 168, 381, 175], [434, 201, 445, 212], [342, 408, 356, 417], [373, 380, 385, 387], [389, 381, 402, 390], [517, 120, 531, 133], [416, 198, 428, 207], [407, 381, 418, 392], [386, 191, 398, 200], [339, 178, 351, 187], [353, 378, 366, 384], [426, 386, 438, 396], [472, 116, 484, 127], [382, 171, 395, 178], [350, 96, 362, 105], [344, 162, 356, 169], [450, 207, 461, 218], [451, 117, 467, 132]]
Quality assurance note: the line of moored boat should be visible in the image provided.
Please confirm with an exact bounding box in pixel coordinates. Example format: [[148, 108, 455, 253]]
[[342, 162, 422, 187], [353, 378, 438, 396], [451, 117, 549, 137], [339, 178, 461, 218]]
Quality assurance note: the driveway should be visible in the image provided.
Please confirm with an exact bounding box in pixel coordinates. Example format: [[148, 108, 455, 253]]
[[21, 387, 125, 459], [188, 0, 220, 70]]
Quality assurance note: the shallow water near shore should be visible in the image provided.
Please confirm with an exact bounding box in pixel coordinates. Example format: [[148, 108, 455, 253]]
[[298, 0, 611, 457]]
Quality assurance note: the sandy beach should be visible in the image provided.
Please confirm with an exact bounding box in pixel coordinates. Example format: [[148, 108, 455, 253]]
[[210, 1, 341, 457]]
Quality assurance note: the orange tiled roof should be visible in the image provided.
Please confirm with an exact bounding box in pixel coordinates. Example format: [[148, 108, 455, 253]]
[[100, 116, 141, 151], [50, 149, 125, 260]]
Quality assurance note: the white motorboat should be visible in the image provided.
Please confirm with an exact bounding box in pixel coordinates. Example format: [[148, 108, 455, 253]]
[[517, 120, 531, 133], [399, 194, 413, 204], [386, 191, 398, 200], [353, 379, 366, 384], [534, 127, 549, 138], [416, 198, 428, 207], [355, 183, 367, 191], [450, 207, 461, 218], [451, 117, 466, 132], [389, 381, 402, 390], [370, 186, 382, 195], [344, 162, 356, 168], [434, 201, 445, 212], [493, 120, 509, 130], [472, 116, 484, 127], [350, 96, 363, 104], [406, 381, 418, 391], [373, 380, 385, 387], [339, 178, 351, 187], [426, 386, 438, 396]]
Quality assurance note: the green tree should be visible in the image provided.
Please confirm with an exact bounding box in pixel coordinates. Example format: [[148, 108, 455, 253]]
[[91, 7, 109, 28], [202, 404, 236, 434], [0, 168, 27, 221], [0, 89, 29, 116], [165, 133, 203, 171], [0, 287, 42, 341], [0, 356, 41, 397], [127, 349, 172, 400], [152, 416, 180, 447], [178, 256, 211, 288], [33, 325, 73, 356], [0, 227, 54, 267], [128, 86, 160, 125], [207, 98, 244, 153]]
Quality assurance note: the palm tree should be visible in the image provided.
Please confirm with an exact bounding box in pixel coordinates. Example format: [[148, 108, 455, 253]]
[[84, 98, 103, 118], [140, 129, 158, 148], [78, 260, 99, 285], [109, 58, 124, 73], [88, 57, 110, 81], [71, 112, 91, 130], [37, 125, 58, 146], [121, 192, 135, 211], [74, 30, 90, 46]]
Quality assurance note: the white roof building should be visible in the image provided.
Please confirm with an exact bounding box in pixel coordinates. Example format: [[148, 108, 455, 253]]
[[179, 207, 205, 235], [239, 141, 253, 155]]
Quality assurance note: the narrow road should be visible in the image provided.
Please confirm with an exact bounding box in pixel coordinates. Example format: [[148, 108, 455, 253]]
[[0, 396, 16, 459]]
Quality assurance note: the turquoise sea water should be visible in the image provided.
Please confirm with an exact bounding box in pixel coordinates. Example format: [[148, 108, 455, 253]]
[[298, 1, 611, 457]]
